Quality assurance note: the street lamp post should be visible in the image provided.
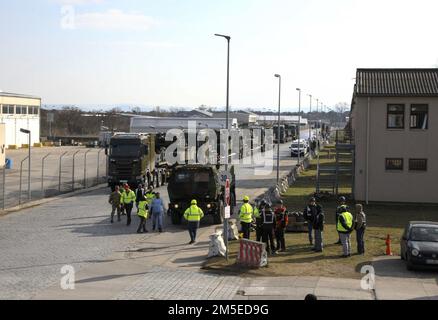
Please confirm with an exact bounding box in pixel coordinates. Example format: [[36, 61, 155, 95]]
[[296, 89, 301, 165], [275, 74, 281, 184], [20, 129, 31, 201], [215, 33, 231, 261], [307, 94, 312, 143]]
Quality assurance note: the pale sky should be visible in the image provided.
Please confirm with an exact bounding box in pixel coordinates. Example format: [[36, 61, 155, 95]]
[[1, 0, 438, 111]]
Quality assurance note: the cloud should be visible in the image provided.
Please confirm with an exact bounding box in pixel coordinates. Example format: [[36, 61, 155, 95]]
[[55, 0, 105, 5], [73, 9, 158, 31]]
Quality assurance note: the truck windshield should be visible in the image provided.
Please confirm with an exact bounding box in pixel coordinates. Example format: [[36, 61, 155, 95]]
[[110, 144, 140, 157], [410, 227, 438, 242]]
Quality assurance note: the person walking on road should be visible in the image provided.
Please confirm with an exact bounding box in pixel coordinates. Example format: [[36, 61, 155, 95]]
[[150, 192, 165, 233], [355, 204, 367, 255], [184, 200, 204, 244], [108, 185, 122, 223], [274, 200, 288, 252], [121, 184, 136, 226], [254, 200, 267, 242], [261, 203, 277, 255], [135, 184, 145, 213], [136, 195, 149, 233], [145, 188, 155, 207], [239, 196, 254, 240], [337, 205, 354, 257], [313, 203, 325, 252], [303, 197, 322, 247], [335, 196, 349, 245]]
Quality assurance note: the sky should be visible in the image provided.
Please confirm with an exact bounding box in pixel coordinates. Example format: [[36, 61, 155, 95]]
[[1, 0, 438, 111]]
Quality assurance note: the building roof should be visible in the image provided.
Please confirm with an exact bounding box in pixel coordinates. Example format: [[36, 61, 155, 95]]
[[0, 91, 41, 99], [355, 68, 438, 97]]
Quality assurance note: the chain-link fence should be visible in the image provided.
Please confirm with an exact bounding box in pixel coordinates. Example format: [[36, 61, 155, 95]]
[[0, 147, 108, 210]]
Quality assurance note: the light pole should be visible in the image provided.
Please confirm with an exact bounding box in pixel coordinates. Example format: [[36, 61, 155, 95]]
[[20, 129, 31, 201], [296, 88, 301, 165], [275, 74, 281, 184], [307, 94, 312, 142], [215, 33, 231, 261]]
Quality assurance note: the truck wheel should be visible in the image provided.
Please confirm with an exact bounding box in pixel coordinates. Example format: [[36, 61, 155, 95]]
[[171, 209, 182, 225], [213, 200, 225, 225]]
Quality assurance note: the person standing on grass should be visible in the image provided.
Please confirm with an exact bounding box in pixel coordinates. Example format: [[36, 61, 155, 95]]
[[355, 204, 366, 255], [303, 197, 322, 248], [253, 200, 267, 242], [334, 196, 349, 245], [313, 204, 325, 252], [274, 200, 288, 252], [261, 203, 277, 255], [108, 185, 122, 223], [337, 206, 354, 257]]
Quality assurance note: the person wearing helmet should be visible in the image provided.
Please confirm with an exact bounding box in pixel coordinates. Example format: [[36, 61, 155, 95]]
[[239, 196, 254, 240], [254, 200, 267, 242], [274, 200, 288, 252], [335, 196, 349, 245], [184, 200, 204, 244]]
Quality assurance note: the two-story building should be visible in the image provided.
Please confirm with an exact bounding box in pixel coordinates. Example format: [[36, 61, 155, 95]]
[[351, 68, 438, 204]]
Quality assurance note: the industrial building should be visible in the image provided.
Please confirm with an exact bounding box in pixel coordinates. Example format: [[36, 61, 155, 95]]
[[350, 68, 438, 204], [0, 92, 41, 149]]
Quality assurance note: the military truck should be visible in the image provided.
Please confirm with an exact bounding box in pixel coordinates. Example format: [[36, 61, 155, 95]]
[[106, 133, 157, 189], [167, 164, 236, 225]]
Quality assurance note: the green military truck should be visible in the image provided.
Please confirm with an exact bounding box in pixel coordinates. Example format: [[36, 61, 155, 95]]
[[167, 164, 236, 225]]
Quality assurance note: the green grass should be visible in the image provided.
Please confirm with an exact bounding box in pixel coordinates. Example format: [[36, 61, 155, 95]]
[[203, 146, 438, 278]]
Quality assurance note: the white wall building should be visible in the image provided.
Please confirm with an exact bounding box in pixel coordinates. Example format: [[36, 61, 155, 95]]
[[0, 92, 41, 147]]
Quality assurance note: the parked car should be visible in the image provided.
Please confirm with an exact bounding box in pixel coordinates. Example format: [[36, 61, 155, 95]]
[[400, 221, 438, 270], [289, 140, 308, 157]]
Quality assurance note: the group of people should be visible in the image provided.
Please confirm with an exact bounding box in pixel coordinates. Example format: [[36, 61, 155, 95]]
[[108, 184, 166, 234], [239, 195, 367, 257], [239, 196, 289, 255]]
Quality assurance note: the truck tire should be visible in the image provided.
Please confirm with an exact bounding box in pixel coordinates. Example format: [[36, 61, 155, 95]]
[[171, 209, 182, 225], [213, 200, 225, 225]]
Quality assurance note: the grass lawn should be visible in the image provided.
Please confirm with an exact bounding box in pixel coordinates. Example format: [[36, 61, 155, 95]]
[[202, 146, 438, 278]]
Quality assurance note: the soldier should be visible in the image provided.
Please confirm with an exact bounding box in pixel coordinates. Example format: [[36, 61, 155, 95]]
[[254, 200, 267, 242], [274, 200, 288, 252], [108, 185, 122, 223], [313, 204, 325, 252], [261, 203, 277, 255]]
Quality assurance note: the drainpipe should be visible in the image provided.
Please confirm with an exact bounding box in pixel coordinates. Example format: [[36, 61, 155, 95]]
[[366, 97, 370, 205]]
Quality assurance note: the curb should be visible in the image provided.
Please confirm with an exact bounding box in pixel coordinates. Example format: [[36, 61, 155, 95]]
[[0, 183, 108, 217]]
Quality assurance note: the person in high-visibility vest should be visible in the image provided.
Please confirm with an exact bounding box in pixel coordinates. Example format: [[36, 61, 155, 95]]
[[145, 188, 155, 206], [337, 206, 354, 257], [239, 196, 253, 240], [184, 200, 204, 244], [335, 196, 349, 245], [253, 200, 267, 242], [136, 195, 149, 233], [121, 184, 136, 226]]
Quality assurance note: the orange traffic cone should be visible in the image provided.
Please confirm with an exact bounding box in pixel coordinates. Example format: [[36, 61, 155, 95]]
[[385, 234, 393, 256]]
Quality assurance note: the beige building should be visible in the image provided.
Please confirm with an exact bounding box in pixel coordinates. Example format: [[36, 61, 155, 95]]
[[0, 92, 41, 148], [351, 68, 438, 204]]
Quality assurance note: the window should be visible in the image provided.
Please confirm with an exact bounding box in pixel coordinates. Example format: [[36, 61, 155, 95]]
[[29, 106, 39, 115], [21, 106, 28, 115], [386, 158, 403, 171], [409, 159, 427, 171], [387, 104, 405, 129], [410, 104, 428, 129], [2, 105, 14, 114], [15, 106, 22, 114]]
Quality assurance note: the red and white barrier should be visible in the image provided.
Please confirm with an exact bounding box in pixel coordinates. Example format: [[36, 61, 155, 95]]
[[236, 239, 267, 268]]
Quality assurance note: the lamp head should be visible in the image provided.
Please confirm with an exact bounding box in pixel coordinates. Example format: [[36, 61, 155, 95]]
[[214, 34, 231, 40], [20, 128, 30, 134], [274, 74, 281, 78]]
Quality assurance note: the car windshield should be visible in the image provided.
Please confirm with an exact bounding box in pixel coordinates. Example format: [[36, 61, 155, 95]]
[[410, 226, 438, 242], [291, 144, 305, 148]]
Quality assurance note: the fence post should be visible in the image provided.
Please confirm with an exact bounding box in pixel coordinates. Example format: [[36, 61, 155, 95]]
[[41, 153, 51, 198], [58, 151, 68, 193], [84, 150, 91, 189], [19, 156, 29, 205], [72, 150, 80, 191]]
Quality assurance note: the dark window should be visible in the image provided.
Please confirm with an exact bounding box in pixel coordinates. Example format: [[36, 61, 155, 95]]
[[387, 104, 405, 129], [2, 105, 14, 114], [15, 106, 22, 114], [410, 104, 428, 129], [21, 106, 28, 115], [32, 106, 39, 115], [409, 159, 427, 171], [386, 158, 403, 171]]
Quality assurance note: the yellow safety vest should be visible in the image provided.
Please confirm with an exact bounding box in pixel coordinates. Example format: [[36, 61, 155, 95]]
[[146, 192, 155, 205], [184, 205, 204, 222], [121, 190, 136, 204], [137, 200, 149, 219], [239, 203, 253, 223], [253, 207, 260, 218], [337, 211, 353, 232]]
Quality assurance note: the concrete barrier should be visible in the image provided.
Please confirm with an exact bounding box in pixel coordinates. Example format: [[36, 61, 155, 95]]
[[236, 239, 268, 268], [33, 143, 43, 148], [8, 145, 18, 150]]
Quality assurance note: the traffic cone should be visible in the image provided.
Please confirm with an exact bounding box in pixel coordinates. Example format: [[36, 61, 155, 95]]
[[385, 234, 393, 256]]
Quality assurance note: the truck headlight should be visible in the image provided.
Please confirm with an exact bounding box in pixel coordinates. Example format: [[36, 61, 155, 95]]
[[174, 204, 179, 209], [412, 249, 420, 257], [207, 204, 212, 209]]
